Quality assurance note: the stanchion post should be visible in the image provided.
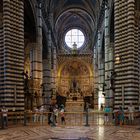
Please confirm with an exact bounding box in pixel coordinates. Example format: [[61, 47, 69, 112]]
[[51, 113, 56, 127], [24, 111, 27, 126], [1, 114, 4, 129], [85, 102, 90, 127]]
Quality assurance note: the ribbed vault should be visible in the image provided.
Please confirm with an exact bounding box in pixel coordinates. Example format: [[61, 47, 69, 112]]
[[42, 0, 101, 51]]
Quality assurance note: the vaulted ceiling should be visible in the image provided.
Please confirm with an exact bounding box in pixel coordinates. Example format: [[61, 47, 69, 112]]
[[43, 0, 102, 50]]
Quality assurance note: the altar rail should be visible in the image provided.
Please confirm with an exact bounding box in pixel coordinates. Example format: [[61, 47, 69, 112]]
[[0, 111, 140, 128]]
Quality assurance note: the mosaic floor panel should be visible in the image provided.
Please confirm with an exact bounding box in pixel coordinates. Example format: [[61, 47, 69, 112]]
[[0, 125, 140, 140]]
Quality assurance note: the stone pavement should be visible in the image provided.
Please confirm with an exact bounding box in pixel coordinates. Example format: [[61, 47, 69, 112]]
[[0, 125, 140, 140]]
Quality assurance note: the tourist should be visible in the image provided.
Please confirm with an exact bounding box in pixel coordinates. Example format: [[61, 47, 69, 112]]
[[1, 106, 8, 128], [104, 106, 110, 125], [118, 106, 124, 125], [48, 105, 53, 125], [39, 106, 45, 124], [112, 109, 119, 125], [60, 105, 65, 125], [128, 103, 135, 124], [53, 104, 59, 125], [33, 107, 39, 123]]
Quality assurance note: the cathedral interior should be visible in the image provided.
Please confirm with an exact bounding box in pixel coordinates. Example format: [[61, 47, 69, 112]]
[[0, 0, 140, 140]]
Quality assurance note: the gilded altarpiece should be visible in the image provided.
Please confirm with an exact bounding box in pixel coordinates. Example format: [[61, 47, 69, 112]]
[[57, 54, 94, 111]]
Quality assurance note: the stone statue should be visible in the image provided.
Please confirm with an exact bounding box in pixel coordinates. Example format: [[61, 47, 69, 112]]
[[22, 71, 30, 109], [70, 79, 78, 92], [73, 79, 77, 90], [22, 71, 29, 93]]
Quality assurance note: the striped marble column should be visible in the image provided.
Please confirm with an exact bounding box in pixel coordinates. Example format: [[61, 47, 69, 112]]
[[97, 31, 105, 110], [51, 46, 57, 94], [30, 3, 43, 106], [42, 11, 56, 105], [0, 0, 24, 111], [43, 46, 52, 105], [93, 43, 99, 109], [43, 30, 52, 105], [114, 0, 139, 110], [104, 4, 114, 108], [32, 3, 42, 82]]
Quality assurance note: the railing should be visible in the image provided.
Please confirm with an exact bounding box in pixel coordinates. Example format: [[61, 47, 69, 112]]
[[0, 111, 140, 128]]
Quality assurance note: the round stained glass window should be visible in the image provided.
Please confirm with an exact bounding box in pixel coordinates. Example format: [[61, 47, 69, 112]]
[[65, 29, 85, 49]]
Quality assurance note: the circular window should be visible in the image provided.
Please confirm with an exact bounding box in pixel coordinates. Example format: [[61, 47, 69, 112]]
[[65, 29, 85, 49]]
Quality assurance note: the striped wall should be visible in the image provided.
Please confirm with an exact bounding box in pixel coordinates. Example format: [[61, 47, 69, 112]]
[[114, 0, 139, 110], [0, 0, 24, 111], [0, 4, 4, 107], [135, 1, 140, 105]]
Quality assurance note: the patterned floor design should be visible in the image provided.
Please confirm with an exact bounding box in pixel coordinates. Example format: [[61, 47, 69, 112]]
[[0, 125, 140, 140]]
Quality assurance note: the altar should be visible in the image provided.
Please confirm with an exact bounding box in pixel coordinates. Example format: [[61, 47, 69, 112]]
[[65, 100, 84, 112], [65, 92, 84, 112], [57, 55, 94, 111]]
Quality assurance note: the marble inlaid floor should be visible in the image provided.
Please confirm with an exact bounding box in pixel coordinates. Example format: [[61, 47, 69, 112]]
[[0, 125, 140, 140]]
